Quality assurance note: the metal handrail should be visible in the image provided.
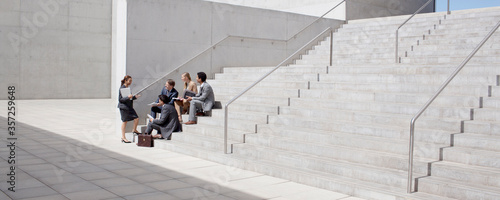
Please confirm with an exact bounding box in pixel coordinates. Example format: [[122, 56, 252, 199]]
[[395, 0, 449, 63], [134, 0, 346, 95], [407, 20, 500, 193], [223, 27, 333, 153]]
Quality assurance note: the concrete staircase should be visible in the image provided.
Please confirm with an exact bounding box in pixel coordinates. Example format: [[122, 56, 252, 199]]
[[150, 7, 500, 199]]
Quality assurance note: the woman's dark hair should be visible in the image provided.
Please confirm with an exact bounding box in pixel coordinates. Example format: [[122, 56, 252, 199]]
[[121, 75, 132, 86], [158, 94, 169, 104], [197, 72, 207, 82]]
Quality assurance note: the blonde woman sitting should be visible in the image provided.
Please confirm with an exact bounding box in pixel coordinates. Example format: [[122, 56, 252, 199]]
[[175, 72, 198, 122]]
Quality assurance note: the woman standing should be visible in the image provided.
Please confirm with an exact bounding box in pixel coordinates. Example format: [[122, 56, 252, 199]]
[[175, 72, 198, 122], [118, 75, 141, 143]]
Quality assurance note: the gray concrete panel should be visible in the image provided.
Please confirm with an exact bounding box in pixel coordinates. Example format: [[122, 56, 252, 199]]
[[346, 0, 435, 20], [0, 11, 21, 27], [0, 0, 112, 100], [0, 0, 20, 11]]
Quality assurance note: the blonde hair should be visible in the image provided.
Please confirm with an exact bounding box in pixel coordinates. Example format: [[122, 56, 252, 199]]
[[182, 72, 192, 89]]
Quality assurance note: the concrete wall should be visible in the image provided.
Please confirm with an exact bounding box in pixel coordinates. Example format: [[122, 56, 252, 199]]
[[204, 0, 347, 20], [346, 0, 435, 20], [204, 0, 436, 21], [126, 0, 343, 123], [0, 0, 112, 100]]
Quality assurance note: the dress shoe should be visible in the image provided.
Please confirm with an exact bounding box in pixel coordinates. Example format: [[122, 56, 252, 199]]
[[121, 138, 131, 143], [195, 112, 205, 116], [184, 121, 197, 125], [153, 135, 164, 139]]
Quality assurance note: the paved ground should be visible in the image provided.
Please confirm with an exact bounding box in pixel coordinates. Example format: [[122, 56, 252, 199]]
[[0, 99, 365, 200]]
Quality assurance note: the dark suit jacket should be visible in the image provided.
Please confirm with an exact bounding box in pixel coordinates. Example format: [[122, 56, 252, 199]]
[[192, 82, 215, 112], [152, 104, 181, 136], [155, 87, 178, 105], [117, 85, 137, 110]]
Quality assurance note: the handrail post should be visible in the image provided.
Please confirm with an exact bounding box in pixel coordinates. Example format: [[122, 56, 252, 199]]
[[330, 30, 333, 66], [447, 0, 451, 15], [407, 20, 500, 194], [395, 30, 399, 63], [408, 120, 416, 193], [224, 105, 229, 154]]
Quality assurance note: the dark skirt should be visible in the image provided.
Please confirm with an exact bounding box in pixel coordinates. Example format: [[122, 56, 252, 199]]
[[120, 108, 139, 122]]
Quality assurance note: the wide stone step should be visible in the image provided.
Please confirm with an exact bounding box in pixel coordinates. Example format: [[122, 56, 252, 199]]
[[249, 126, 443, 160], [316, 73, 496, 85], [404, 48, 500, 58], [215, 94, 291, 106], [225, 153, 454, 200], [463, 120, 500, 136], [429, 161, 500, 188], [170, 131, 237, 152], [210, 79, 309, 89], [472, 108, 500, 122], [195, 116, 256, 132], [442, 146, 500, 168], [342, 17, 443, 31], [153, 139, 446, 200], [213, 86, 298, 97], [221, 65, 329, 74], [400, 56, 500, 64], [309, 81, 489, 97], [454, 132, 500, 152], [417, 175, 500, 200], [401, 43, 500, 55], [210, 109, 268, 124], [223, 102, 280, 115], [346, 12, 446, 26], [344, 17, 499, 35], [279, 106, 463, 133], [346, 8, 500, 26], [298, 89, 482, 108], [181, 123, 251, 143], [289, 97, 474, 119], [233, 142, 419, 188], [482, 96, 500, 108], [266, 114, 455, 144], [214, 72, 318, 82]]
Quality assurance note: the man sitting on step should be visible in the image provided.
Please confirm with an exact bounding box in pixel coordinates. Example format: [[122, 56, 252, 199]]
[[150, 79, 178, 118], [144, 95, 182, 139], [184, 72, 215, 125]]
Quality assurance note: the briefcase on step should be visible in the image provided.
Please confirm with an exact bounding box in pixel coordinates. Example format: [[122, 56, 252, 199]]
[[137, 134, 154, 147]]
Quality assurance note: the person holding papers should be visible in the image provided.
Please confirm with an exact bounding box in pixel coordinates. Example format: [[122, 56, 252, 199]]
[[174, 72, 198, 122], [118, 75, 141, 143], [144, 95, 181, 139], [150, 79, 178, 118], [184, 72, 215, 125]]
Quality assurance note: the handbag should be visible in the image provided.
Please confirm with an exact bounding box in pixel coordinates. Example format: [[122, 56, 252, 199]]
[[137, 134, 154, 147]]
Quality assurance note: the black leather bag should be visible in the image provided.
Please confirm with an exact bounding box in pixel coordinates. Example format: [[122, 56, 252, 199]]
[[137, 134, 154, 147]]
